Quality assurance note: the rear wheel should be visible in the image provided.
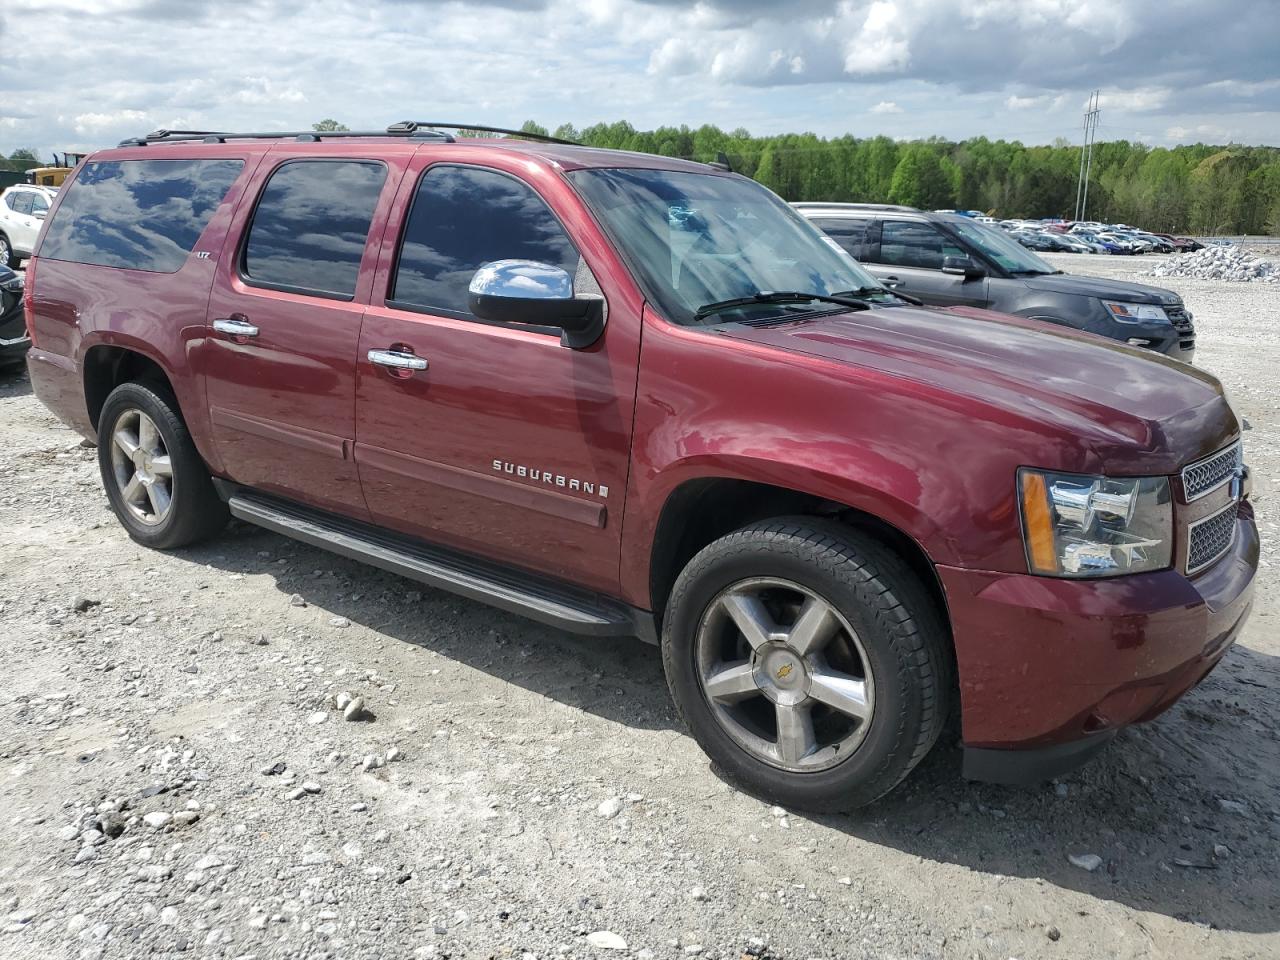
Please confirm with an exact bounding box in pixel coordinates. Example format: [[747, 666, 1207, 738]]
[[0, 234, 16, 269], [662, 518, 950, 811], [97, 381, 228, 549]]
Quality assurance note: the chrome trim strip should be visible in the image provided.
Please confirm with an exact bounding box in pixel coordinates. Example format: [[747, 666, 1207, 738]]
[[1185, 500, 1238, 575], [0, 335, 31, 347], [1181, 440, 1241, 503]]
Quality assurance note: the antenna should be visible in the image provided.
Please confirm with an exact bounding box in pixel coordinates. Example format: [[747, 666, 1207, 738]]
[[1074, 91, 1100, 221]]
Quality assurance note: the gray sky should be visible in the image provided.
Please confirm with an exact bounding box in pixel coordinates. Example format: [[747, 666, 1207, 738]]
[[2, 0, 1277, 158]]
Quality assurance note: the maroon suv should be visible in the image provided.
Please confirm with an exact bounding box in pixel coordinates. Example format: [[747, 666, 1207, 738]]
[[23, 124, 1257, 810]]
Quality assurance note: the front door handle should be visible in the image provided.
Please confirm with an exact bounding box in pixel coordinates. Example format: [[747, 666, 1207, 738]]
[[881, 275, 902, 288], [368, 349, 428, 372], [212, 316, 259, 338]]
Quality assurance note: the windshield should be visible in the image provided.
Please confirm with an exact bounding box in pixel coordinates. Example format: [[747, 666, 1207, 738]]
[[947, 218, 1058, 275], [567, 168, 885, 324]]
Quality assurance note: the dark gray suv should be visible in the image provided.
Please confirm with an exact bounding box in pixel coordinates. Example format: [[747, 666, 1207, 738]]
[[796, 203, 1195, 362]]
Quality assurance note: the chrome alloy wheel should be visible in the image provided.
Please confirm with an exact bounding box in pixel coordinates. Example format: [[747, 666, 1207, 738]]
[[695, 577, 876, 772], [109, 408, 174, 526]]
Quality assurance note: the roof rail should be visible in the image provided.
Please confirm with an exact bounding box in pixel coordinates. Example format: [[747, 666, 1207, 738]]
[[791, 202, 921, 212], [386, 121, 579, 145], [117, 126, 458, 147]]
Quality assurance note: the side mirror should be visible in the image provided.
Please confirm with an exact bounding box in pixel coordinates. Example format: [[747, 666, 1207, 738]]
[[468, 260, 603, 349], [942, 255, 984, 279]]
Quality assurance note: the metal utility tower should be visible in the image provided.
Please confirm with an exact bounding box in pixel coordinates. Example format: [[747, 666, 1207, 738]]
[[1074, 90, 1101, 221]]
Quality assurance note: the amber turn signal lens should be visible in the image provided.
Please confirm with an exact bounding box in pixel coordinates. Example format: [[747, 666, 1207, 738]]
[[1020, 470, 1058, 574]]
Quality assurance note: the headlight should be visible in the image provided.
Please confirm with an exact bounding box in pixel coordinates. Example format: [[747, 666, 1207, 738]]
[[1018, 468, 1173, 577], [1102, 300, 1168, 323]]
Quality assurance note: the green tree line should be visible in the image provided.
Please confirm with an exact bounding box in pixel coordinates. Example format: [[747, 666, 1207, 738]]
[[521, 120, 1280, 235]]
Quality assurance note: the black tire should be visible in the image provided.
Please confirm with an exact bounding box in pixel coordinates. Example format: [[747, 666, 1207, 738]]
[[97, 380, 228, 549], [0, 234, 17, 269], [661, 518, 951, 812]]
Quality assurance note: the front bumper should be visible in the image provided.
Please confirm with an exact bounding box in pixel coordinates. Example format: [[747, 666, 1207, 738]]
[[940, 506, 1257, 780], [0, 306, 30, 363]]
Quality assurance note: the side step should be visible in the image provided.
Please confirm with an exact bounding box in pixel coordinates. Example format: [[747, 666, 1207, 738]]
[[226, 493, 652, 640]]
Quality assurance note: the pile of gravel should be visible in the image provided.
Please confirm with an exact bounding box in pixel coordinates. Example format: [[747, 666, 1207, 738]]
[[1143, 244, 1279, 283]]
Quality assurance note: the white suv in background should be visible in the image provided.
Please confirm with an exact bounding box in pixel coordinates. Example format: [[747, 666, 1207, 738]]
[[0, 185, 57, 267]]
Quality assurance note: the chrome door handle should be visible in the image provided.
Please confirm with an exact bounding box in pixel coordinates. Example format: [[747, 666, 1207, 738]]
[[368, 349, 428, 371], [881, 275, 902, 289], [213, 317, 259, 338]]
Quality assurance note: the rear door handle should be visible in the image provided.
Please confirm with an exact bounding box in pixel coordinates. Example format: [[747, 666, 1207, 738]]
[[881, 275, 902, 288], [368, 349, 428, 371], [212, 316, 259, 338]]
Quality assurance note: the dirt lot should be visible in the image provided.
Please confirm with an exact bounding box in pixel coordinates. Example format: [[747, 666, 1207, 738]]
[[1, 252, 1278, 960]]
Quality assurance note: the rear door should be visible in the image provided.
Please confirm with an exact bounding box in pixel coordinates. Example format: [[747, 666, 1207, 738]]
[[807, 216, 877, 262], [862, 219, 990, 307], [353, 156, 642, 595], [202, 149, 404, 517]]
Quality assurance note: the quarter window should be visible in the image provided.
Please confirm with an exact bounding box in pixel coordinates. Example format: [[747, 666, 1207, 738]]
[[11, 193, 33, 216], [874, 220, 965, 270], [38, 159, 244, 272], [243, 160, 386, 299], [391, 165, 579, 317]]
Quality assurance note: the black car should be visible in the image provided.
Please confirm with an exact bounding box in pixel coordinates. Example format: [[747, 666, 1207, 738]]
[[0, 265, 28, 368], [795, 203, 1195, 362]]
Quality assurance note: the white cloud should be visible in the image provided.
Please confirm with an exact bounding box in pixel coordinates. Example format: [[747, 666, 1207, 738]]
[[870, 100, 903, 114], [72, 109, 150, 134]]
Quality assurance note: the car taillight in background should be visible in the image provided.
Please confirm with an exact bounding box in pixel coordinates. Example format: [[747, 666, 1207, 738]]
[[22, 257, 36, 347]]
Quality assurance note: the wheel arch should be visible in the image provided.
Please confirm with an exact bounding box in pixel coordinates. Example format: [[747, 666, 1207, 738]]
[[645, 470, 950, 639]]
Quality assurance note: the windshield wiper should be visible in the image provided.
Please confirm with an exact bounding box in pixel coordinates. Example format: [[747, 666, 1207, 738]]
[[694, 290, 872, 322], [831, 286, 924, 306]]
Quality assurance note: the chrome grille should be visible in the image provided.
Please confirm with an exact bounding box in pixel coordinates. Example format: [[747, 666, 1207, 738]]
[[1181, 441, 1241, 501], [1186, 502, 1238, 574]]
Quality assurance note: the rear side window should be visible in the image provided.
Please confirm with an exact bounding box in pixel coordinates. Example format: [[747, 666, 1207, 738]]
[[242, 160, 386, 299], [31, 193, 50, 214], [391, 165, 578, 317], [810, 217, 874, 260], [38, 159, 243, 272], [874, 220, 965, 270]]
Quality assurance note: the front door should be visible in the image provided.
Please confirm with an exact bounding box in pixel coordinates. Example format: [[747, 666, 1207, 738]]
[[864, 219, 990, 307], [203, 152, 399, 517], [354, 157, 641, 595]]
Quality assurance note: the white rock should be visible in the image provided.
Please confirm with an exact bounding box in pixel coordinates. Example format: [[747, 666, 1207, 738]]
[[585, 930, 627, 950], [1068, 853, 1104, 872], [343, 697, 365, 721], [143, 812, 172, 830], [159, 906, 179, 925], [596, 797, 623, 819]]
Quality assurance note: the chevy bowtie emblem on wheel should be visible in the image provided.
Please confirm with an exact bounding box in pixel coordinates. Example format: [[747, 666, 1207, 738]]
[[776, 663, 794, 680]]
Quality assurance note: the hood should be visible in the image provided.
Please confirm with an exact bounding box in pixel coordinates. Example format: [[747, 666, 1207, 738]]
[[721, 304, 1236, 473], [1019, 271, 1182, 306]]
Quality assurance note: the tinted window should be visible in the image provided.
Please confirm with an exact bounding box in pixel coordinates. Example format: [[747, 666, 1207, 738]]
[[39, 160, 243, 272], [11, 193, 33, 216], [875, 220, 965, 270], [2, 193, 16, 211], [243, 160, 386, 298], [810, 217, 874, 259], [392, 166, 578, 316], [31, 193, 49, 213]]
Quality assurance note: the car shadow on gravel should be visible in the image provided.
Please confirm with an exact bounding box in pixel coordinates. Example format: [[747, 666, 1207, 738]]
[[821, 641, 1280, 934], [179, 521, 1277, 933], [0, 363, 32, 397], [179, 521, 680, 733]]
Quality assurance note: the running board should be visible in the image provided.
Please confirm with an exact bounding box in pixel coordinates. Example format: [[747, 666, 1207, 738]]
[[226, 492, 652, 640]]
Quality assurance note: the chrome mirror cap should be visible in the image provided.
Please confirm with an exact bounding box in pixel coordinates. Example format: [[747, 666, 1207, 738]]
[[469, 259, 573, 301]]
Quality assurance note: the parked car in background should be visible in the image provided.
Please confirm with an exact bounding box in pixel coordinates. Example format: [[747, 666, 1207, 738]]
[[0, 185, 57, 267], [795, 202, 1197, 360], [1055, 235, 1102, 254], [23, 127, 1252, 810], [0, 264, 27, 368], [1155, 233, 1202, 253]]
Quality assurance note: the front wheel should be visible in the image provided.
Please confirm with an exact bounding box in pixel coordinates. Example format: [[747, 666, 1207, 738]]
[[97, 381, 228, 549], [0, 234, 17, 269], [662, 519, 951, 811]]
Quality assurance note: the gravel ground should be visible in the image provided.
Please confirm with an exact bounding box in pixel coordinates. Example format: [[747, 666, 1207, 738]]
[[1, 252, 1278, 960]]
